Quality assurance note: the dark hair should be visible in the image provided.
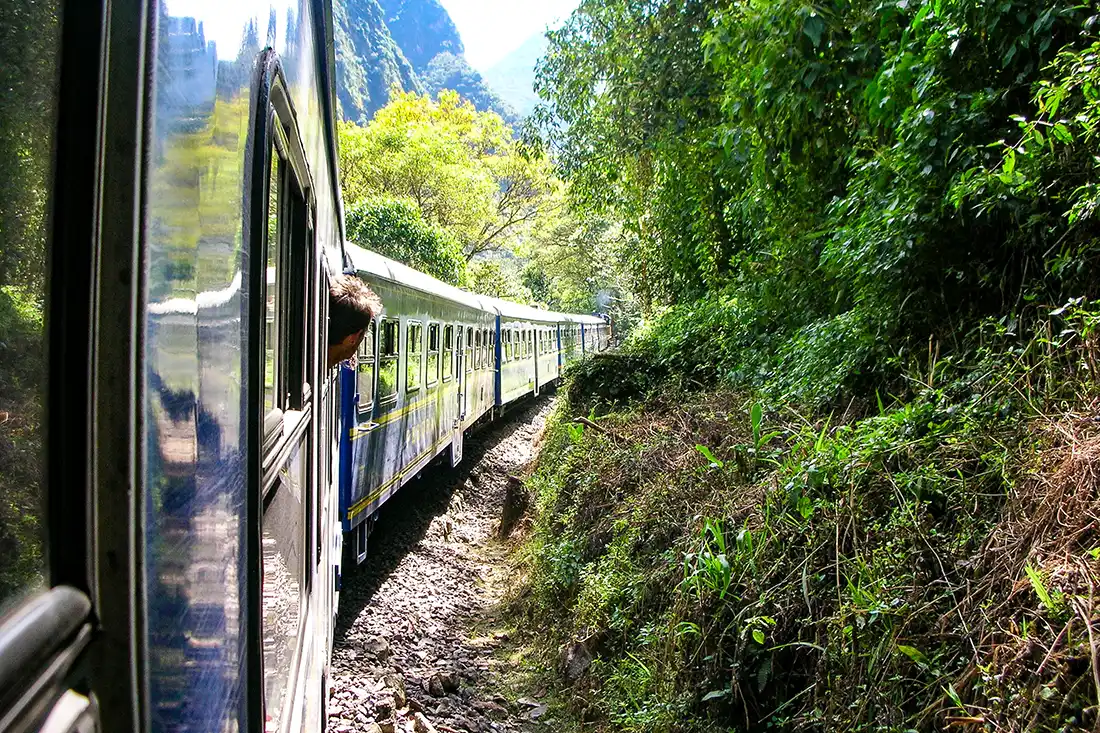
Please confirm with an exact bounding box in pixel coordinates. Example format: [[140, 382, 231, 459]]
[[329, 274, 382, 345]]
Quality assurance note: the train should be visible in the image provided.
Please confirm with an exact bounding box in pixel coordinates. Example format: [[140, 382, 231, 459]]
[[0, 3, 609, 733], [339, 244, 609, 563]]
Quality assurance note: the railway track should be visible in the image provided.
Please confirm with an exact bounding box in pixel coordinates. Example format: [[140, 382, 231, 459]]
[[329, 397, 555, 733]]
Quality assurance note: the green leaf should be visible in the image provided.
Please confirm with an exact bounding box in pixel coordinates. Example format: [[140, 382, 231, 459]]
[[701, 689, 728, 702], [752, 628, 766, 645], [803, 14, 825, 47], [897, 644, 929, 668], [695, 444, 724, 468]]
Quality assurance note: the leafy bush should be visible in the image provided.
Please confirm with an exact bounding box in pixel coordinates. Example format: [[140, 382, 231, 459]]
[[513, 308, 1100, 731], [345, 197, 466, 284]]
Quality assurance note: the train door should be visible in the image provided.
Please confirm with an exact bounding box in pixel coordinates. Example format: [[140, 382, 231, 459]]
[[533, 328, 541, 397], [452, 326, 466, 465]]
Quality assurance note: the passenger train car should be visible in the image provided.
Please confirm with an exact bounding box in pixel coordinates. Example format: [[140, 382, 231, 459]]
[[339, 245, 609, 562], [0, 2, 609, 733]]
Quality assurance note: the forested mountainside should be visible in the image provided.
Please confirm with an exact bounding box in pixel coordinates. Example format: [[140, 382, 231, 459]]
[[333, 0, 513, 124], [482, 32, 546, 119]]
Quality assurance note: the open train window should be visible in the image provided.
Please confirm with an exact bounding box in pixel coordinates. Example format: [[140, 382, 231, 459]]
[[406, 321, 423, 392], [442, 324, 454, 381], [427, 323, 440, 387], [505, 329, 513, 362], [474, 329, 483, 370], [490, 330, 496, 368], [261, 121, 312, 450], [378, 318, 399, 402], [357, 320, 377, 412]]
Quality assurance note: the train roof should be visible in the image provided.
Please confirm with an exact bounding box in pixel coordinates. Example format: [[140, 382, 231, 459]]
[[347, 243, 488, 312], [345, 242, 606, 325]]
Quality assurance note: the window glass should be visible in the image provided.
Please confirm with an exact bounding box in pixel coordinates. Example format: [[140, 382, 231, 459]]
[[474, 329, 482, 370], [378, 319, 399, 400], [442, 324, 454, 380], [357, 321, 376, 409], [0, 0, 60, 612], [407, 322, 422, 391], [264, 151, 281, 412], [426, 323, 440, 386], [262, 441, 306, 730]]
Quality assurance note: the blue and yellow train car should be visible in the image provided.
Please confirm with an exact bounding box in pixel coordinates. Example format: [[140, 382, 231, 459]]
[[338, 244, 613, 562]]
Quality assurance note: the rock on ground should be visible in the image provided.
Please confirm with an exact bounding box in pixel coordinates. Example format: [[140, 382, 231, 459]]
[[328, 398, 555, 733]]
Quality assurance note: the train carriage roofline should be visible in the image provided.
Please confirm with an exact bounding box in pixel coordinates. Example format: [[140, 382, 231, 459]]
[[346, 241, 586, 324], [346, 242, 493, 314]]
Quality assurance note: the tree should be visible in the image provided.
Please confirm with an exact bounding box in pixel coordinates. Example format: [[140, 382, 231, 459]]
[[465, 259, 532, 302], [345, 197, 465, 285], [338, 90, 558, 260]]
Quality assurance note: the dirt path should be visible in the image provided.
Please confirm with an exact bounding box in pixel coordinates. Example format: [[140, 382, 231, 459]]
[[328, 398, 554, 733]]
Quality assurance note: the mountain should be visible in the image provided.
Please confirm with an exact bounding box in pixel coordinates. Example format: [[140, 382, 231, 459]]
[[482, 32, 548, 119], [333, 0, 515, 124], [421, 53, 516, 121], [378, 0, 463, 70], [333, 0, 421, 125]]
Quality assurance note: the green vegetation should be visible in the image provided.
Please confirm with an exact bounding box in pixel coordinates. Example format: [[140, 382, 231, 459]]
[[0, 0, 58, 603], [500, 1, 1100, 731], [338, 89, 630, 311], [346, 197, 465, 284]]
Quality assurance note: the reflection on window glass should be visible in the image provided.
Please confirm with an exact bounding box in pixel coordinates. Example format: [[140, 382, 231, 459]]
[[0, 0, 60, 611], [442, 325, 453, 380], [264, 151, 281, 413], [378, 319, 398, 400], [357, 321, 375, 409], [407, 323, 422, 391], [262, 442, 305, 730]]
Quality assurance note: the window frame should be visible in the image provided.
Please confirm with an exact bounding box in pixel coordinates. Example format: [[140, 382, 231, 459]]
[[406, 320, 423, 393], [442, 324, 454, 382], [356, 319, 377, 413], [465, 327, 473, 373], [377, 317, 400, 404], [426, 322, 440, 387]]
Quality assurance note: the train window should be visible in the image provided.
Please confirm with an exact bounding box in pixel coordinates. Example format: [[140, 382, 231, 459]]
[[407, 322, 423, 392], [465, 328, 473, 373], [490, 330, 496, 368], [378, 319, 399, 401], [427, 323, 440, 387], [442, 324, 454, 381], [474, 329, 483, 370], [264, 152, 282, 415], [357, 321, 376, 411], [482, 329, 490, 368]]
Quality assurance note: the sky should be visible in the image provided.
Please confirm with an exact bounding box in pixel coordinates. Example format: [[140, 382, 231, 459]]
[[439, 0, 580, 72]]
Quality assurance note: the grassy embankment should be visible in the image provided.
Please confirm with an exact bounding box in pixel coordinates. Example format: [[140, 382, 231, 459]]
[[505, 304, 1100, 732]]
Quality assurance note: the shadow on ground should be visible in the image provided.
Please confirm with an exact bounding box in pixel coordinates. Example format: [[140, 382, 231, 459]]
[[333, 395, 549, 645]]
